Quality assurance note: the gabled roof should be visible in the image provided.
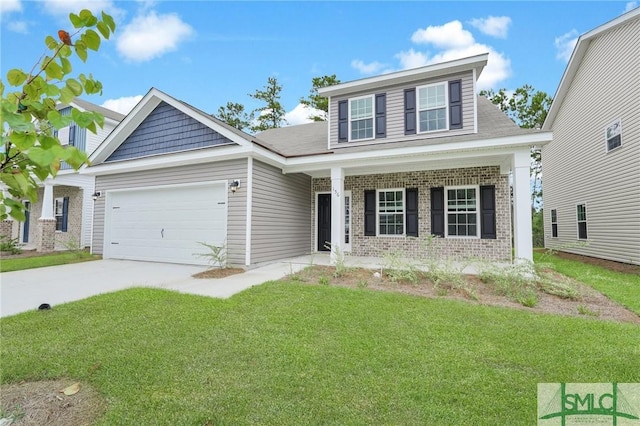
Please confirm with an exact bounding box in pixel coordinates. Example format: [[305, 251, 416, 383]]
[[318, 54, 488, 98], [68, 98, 126, 122], [543, 7, 640, 130], [88, 87, 280, 166]]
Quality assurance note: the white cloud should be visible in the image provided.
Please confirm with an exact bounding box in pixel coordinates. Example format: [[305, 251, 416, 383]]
[[101, 95, 143, 114], [395, 48, 429, 69], [284, 103, 323, 126], [468, 16, 511, 38], [40, 0, 123, 21], [411, 20, 474, 49], [116, 11, 194, 62], [625, 1, 638, 12], [351, 59, 386, 75], [554, 29, 579, 62], [0, 0, 22, 14], [7, 20, 28, 33]]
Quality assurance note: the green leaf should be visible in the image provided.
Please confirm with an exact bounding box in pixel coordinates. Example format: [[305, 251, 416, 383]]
[[7, 69, 27, 86], [102, 11, 116, 32], [45, 61, 63, 80], [59, 45, 72, 58], [9, 131, 37, 150], [75, 43, 87, 62], [66, 78, 83, 96], [45, 35, 58, 49], [83, 29, 100, 51], [70, 108, 94, 128], [69, 13, 83, 28], [86, 121, 97, 134], [97, 21, 110, 39], [59, 86, 75, 105], [26, 146, 57, 167], [79, 10, 98, 27], [40, 134, 63, 149], [60, 57, 72, 74]]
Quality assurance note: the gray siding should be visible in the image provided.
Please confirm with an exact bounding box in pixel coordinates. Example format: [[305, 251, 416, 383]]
[[251, 160, 311, 264], [543, 17, 640, 265], [93, 159, 248, 265], [106, 102, 234, 162], [329, 71, 475, 149]]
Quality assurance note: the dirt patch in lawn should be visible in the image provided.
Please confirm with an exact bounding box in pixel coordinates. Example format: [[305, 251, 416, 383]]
[[0, 379, 106, 426], [192, 267, 245, 279], [553, 251, 640, 275], [290, 265, 640, 324]]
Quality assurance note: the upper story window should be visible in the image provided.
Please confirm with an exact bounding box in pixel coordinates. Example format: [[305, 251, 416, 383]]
[[349, 95, 374, 141], [56, 124, 76, 146], [418, 83, 447, 132], [605, 118, 622, 152]]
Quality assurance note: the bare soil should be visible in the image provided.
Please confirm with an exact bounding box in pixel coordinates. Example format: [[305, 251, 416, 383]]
[[290, 265, 640, 325], [553, 251, 640, 275], [192, 267, 245, 279], [0, 379, 106, 426]]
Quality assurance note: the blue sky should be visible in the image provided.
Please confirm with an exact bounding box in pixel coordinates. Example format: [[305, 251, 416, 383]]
[[1, 1, 637, 125]]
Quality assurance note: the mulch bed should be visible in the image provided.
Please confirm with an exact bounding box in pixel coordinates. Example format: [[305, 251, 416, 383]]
[[192, 267, 245, 279]]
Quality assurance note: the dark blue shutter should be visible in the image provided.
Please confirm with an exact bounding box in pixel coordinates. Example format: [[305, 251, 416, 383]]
[[69, 124, 76, 146], [338, 100, 348, 142], [449, 80, 462, 130], [375, 93, 386, 138], [430, 187, 444, 237], [406, 188, 418, 237], [61, 196, 69, 232], [480, 185, 496, 239], [364, 190, 376, 236], [404, 88, 416, 135]]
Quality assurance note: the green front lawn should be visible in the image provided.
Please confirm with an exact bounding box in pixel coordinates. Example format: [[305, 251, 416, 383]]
[[2, 283, 638, 425], [0, 251, 100, 272], [534, 251, 640, 315]]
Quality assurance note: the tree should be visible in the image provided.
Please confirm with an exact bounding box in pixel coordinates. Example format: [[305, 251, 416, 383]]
[[300, 74, 340, 121], [480, 85, 553, 206], [249, 76, 286, 132], [215, 102, 254, 132], [1, 10, 116, 221]]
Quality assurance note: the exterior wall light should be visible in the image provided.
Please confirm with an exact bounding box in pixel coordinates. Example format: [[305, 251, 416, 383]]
[[92, 191, 102, 201], [229, 180, 240, 193]]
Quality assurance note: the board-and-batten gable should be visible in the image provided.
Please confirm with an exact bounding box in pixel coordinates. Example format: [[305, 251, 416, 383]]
[[542, 14, 640, 265], [328, 71, 475, 149], [105, 101, 236, 162], [92, 159, 248, 265]]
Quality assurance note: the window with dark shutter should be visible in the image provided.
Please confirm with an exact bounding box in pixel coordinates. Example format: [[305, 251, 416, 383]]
[[375, 93, 386, 138], [338, 100, 348, 142], [406, 188, 418, 237], [61, 196, 69, 232], [430, 187, 444, 237], [404, 88, 416, 135], [480, 185, 496, 239], [449, 79, 462, 130], [551, 209, 558, 238], [364, 190, 376, 236]]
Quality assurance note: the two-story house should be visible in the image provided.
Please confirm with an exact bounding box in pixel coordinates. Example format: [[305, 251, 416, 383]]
[[84, 53, 551, 266], [3, 99, 124, 252], [542, 8, 639, 265]]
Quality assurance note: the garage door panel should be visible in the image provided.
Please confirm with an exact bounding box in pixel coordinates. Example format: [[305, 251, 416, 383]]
[[106, 183, 227, 265]]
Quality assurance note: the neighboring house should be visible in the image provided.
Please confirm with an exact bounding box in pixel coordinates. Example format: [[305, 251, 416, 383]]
[[84, 53, 551, 267], [3, 99, 124, 252], [542, 8, 640, 265]]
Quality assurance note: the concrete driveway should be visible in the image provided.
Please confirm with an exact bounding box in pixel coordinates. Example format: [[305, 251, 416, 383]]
[[1, 258, 308, 318]]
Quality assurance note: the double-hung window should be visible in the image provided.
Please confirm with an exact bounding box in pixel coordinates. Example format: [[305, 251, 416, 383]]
[[605, 119, 622, 152], [378, 189, 404, 235], [577, 204, 587, 239], [349, 95, 374, 141], [418, 83, 447, 132], [551, 209, 558, 238], [446, 187, 478, 237], [54, 197, 65, 231]]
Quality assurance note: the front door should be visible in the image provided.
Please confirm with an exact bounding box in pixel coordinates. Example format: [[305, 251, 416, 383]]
[[22, 201, 30, 243], [317, 194, 331, 251]]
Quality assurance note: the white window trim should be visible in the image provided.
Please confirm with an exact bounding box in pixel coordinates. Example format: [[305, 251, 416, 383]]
[[417, 81, 449, 134], [550, 208, 558, 238], [576, 203, 588, 240], [444, 185, 480, 239], [348, 94, 375, 142], [376, 188, 405, 237], [604, 118, 622, 153], [54, 197, 64, 232]]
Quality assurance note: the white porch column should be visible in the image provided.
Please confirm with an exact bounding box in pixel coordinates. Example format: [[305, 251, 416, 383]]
[[512, 149, 533, 262], [40, 181, 54, 219], [330, 167, 345, 263]]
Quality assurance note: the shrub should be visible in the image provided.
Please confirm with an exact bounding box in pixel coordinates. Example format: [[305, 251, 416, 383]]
[[0, 235, 22, 255]]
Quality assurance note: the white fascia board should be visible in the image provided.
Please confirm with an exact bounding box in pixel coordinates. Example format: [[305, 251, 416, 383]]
[[319, 54, 488, 97], [283, 132, 552, 173]]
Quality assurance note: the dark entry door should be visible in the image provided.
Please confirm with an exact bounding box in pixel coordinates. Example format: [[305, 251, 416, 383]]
[[23, 201, 30, 243], [317, 194, 331, 251]]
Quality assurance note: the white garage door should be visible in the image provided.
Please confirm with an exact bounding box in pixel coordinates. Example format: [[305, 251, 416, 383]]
[[105, 182, 227, 265]]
